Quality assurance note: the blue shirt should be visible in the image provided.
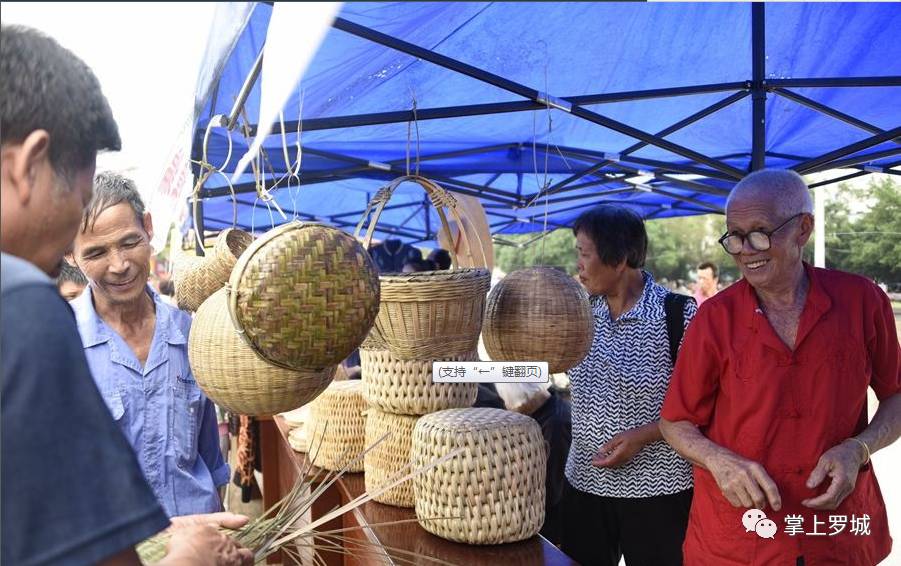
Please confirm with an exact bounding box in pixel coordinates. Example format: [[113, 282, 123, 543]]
[[566, 271, 696, 498], [71, 285, 228, 517], [2, 253, 169, 565]]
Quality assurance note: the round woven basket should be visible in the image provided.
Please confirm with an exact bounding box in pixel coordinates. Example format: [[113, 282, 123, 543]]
[[361, 349, 478, 415], [174, 228, 254, 312], [355, 176, 490, 360], [364, 408, 419, 508], [308, 380, 367, 472], [228, 221, 380, 371], [483, 267, 594, 374], [411, 408, 546, 545], [374, 269, 490, 359], [188, 289, 335, 416]]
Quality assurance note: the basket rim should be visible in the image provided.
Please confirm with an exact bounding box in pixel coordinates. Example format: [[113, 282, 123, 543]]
[[378, 267, 490, 283]]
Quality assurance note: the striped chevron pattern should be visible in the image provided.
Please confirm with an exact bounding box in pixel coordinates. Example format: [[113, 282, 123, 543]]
[[566, 271, 697, 497]]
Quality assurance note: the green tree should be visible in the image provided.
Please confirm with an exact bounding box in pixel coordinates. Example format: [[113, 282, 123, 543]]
[[493, 229, 577, 275]]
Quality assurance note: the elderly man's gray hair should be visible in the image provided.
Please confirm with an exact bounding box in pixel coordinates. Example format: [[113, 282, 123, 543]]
[[727, 169, 814, 219], [82, 171, 146, 232]]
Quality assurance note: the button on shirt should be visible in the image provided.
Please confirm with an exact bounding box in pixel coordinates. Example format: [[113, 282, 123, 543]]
[[72, 286, 228, 517], [662, 265, 900, 565], [566, 271, 696, 498]]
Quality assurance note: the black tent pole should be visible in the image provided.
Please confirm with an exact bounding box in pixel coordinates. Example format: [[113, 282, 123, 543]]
[[751, 3, 766, 171]]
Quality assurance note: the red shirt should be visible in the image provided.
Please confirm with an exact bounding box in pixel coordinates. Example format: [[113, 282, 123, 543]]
[[662, 265, 900, 565]]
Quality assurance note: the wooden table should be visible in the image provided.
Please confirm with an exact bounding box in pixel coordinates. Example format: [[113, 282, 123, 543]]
[[260, 416, 578, 566]]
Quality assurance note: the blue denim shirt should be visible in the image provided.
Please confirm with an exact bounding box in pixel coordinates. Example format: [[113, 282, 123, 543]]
[[71, 285, 228, 517]]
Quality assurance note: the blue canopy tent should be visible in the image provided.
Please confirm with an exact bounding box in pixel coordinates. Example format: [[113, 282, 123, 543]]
[[190, 2, 900, 250]]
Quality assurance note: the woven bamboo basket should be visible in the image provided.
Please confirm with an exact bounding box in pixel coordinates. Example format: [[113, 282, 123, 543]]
[[364, 408, 419, 508], [308, 380, 367, 472], [360, 348, 478, 415], [174, 228, 254, 312], [355, 176, 490, 360], [411, 408, 546, 545], [188, 289, 336, 416], [483, 267, 594, 374], [227, 221, 380, 371]]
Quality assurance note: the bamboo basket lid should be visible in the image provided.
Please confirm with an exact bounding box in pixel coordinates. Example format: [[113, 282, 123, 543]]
[[227, 221, 380, 370]]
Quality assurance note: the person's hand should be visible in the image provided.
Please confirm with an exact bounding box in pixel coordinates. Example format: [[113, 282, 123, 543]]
[[707, 449, 781, 511], [161, 524, 253, 566], [169, 512, 249, 531], [592, 428, 647, 468], [802, 440, 866, 510]]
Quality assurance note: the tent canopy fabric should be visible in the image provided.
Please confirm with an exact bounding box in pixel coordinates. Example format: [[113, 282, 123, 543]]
[[191, 2, 900, 243]]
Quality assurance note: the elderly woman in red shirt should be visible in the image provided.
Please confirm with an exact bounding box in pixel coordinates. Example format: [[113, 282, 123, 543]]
[[661, 169, 901, 566]]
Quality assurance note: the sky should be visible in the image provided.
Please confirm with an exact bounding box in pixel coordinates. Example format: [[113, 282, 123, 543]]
[[2, 2, 216, 203]]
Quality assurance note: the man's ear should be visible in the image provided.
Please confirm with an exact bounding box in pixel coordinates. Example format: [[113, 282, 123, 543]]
[[796, 213, 814, 247], [142, 211, 154, 242], [3, 130, 52, 207]]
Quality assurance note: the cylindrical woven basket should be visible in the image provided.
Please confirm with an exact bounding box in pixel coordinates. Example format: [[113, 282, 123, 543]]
[[483, 267, 594, 374], [364, 408, 419, 508], [308, 380, 367, 472], [361, 349, 478, 415], [228, 221, 380, 371], [411, 408, 546, 545], [174, 228, 254, 312], [188, 289, 335, 416], [355, 176, 490, 360]]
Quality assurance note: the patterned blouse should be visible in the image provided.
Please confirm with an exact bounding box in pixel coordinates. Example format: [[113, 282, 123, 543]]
[[566, 271, 696, 498]]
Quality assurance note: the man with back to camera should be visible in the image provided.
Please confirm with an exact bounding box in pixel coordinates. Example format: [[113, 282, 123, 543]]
[[69, 171, 229, 517], [1, 24, 252, 565], [660, 169, 901, 565]]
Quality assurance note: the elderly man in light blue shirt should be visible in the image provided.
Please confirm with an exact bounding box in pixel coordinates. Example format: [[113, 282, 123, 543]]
[[69, 172, 227, 517]]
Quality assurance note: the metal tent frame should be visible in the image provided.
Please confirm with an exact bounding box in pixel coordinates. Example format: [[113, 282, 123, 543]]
[[191, 3, 900, 251]]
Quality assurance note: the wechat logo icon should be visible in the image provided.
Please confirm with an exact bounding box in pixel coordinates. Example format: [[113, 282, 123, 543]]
[[742, 509, 777, 539]]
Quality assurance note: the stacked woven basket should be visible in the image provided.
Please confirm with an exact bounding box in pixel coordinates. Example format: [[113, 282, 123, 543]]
[[353, 176, 487, 509]]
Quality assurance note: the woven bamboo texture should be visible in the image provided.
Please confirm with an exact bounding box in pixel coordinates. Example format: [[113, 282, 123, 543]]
[[188, 289, 336, 416], [364, 408, 419, 507], [355, 176, 490, 360], [174, 228, 254, 312], [360, 349, 478, 415], [228, 221, 380, 371], [483, 267, 594, 374], [411, 408, 546, 545], [288, 426, 310, 453], [308, 380, 367, 472]]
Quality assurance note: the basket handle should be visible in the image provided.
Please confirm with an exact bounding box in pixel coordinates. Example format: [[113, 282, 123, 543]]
[[353, 175, 488, 268]]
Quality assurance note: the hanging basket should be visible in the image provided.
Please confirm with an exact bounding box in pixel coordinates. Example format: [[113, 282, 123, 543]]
[[188, 289, 335, 416], [364, 408, 419, 508], [483, 267, 594, 374], [174, 228, 254, 312], [227, 221, 380, 371], [355, 176, 490, 360], [411, 408, 546, 545], [307, 380, 368, 472], [360, 348, 478, 415]]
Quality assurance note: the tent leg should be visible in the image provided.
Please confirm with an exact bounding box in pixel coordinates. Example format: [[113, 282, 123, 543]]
[[815, 185, 826, 268]]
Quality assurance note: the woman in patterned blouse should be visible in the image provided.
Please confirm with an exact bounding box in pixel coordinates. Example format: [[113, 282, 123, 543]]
[[561, 205, 696, 566]]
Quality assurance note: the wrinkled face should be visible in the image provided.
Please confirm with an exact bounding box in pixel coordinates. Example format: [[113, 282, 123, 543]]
[[72, 203, 153, 307], [576, 230, 622, 296], [696, 267, 717, 295], [725, 197, 809, 292], [58, 280, 86, 301]]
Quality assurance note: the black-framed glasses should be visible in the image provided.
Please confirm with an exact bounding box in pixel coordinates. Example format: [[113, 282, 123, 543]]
[[718, 213, 806, 255]]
